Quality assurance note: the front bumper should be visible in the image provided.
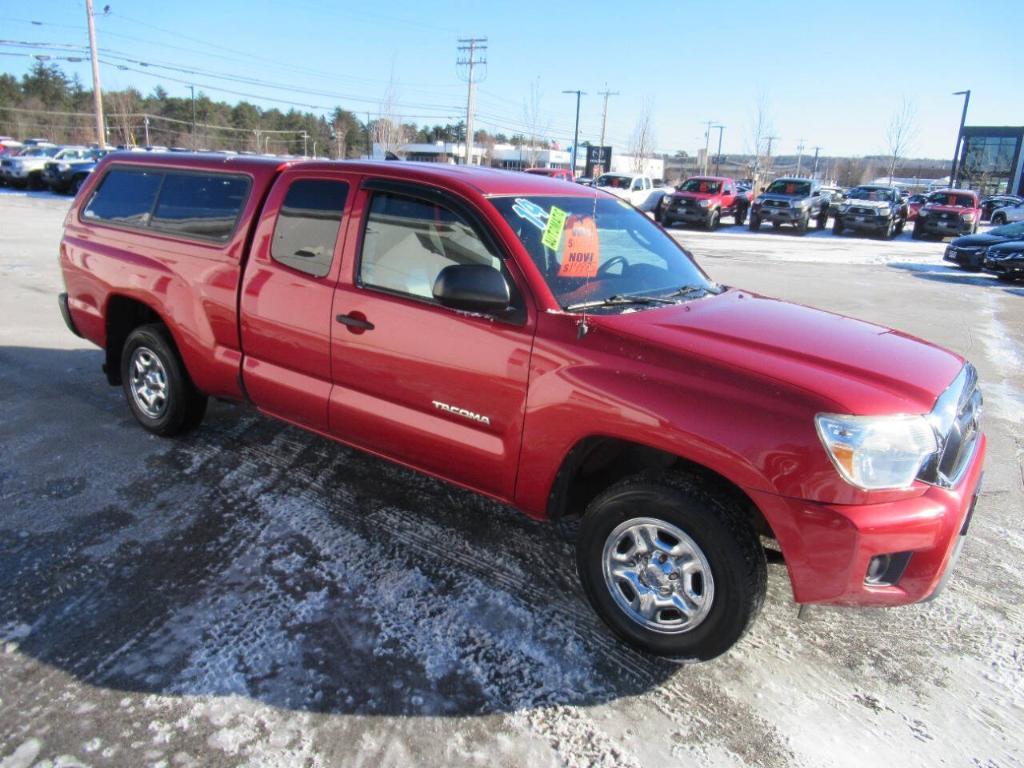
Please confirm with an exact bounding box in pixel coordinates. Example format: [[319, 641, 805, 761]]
[[664, 204, 712, 225], [755, 206, 808, 224], [836, 213, 888, 231], [918, 216, 974, 236], [944, 246, 986, 269], [983, 257, 1024, 278], [747, 434, 986, 606]]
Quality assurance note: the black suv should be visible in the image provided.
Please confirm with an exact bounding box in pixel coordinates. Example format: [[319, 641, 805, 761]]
[[832, 184, 908, 239], [749, 177, 828, 235]]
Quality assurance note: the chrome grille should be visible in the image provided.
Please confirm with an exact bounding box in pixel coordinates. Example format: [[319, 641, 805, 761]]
[[848, 206, 878, 216], [763, 200, 789, 209], [919, 364, 982, 488]]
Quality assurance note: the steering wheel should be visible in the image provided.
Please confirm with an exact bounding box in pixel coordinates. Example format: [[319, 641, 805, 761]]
[[597, 255, 628, 276]]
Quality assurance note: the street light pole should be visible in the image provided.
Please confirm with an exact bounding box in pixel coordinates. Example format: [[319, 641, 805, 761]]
[[950, 90, 971, 188], [702, 120, 716, 175], [713, 124, 724, 176], [563, 90, 585, 175], [187, 85, 196, 150]]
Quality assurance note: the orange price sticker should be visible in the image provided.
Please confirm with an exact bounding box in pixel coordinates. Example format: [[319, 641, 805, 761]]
[[558, 216, 601, 278]]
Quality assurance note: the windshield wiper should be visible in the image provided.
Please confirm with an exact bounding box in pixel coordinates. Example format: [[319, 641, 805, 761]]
[[663, 283, 717, 299], [564, 294, 676, 312]]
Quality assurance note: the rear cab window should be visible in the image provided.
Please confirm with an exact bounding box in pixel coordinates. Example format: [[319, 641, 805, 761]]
[[81, 165, 251, 243], [269, 178, 349, 277]]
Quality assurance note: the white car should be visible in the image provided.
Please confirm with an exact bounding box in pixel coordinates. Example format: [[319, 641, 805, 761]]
[[990, 200, 1024, 226], [595, 173, 671, 212]]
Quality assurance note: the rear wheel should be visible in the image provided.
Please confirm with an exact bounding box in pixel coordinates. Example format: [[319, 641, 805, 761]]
[[816, 209, 829, 229], [833, 217, 845, 236], [120, 324, 207, 436], [748, 214, 760, 231], [913, 221, 926, 240], [576, 472, 767, 660], [734, 205, 747, 226]]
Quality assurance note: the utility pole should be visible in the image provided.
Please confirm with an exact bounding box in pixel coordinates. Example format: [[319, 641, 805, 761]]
[[563, 90, 585, 175], [811, 146, 822, 179], [143, 115, 150, 147], [457, 37, 487, 165], [795, 138, 805, 176], [597, 84, 618, 175], [302, 130, 308, 158], [84, 0, 106, 149], [950, 90, 970, 188], [187, 85, 196, 150], [702, 120, 716, 175], [713, 124, 724, 176]]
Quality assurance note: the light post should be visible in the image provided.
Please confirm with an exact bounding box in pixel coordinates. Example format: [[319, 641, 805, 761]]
[[563, 90, 585, 175], [713, 124, 724, 176], [950, 90, 970, 188], [187, 85, 196, 150]]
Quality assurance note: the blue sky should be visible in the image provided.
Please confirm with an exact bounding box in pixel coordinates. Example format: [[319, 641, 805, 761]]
[[2, 0, 1022, 159]]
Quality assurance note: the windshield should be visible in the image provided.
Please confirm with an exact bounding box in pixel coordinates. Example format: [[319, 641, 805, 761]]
[[847, 187, 895, 202], [990, 221, 1024, 238], [908, 194, 927, 204], [596, 174, 632, 189], [680, 178, 721, 194], [765, 179, 811, 196], [927, 192, 975, 207], [490, 195, 715, 311]]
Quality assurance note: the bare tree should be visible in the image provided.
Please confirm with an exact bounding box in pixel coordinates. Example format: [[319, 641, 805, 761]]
[[522, 78, 549, 168], [746, 92, 775, 191], [628, 99, 655, 173], [106, 89, 139, 146], [371, 70, 407, 157], [886, 97, 918, 183]]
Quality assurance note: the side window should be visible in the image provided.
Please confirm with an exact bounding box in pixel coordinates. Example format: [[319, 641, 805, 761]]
[[82, 168, 163, 226], [151, 173, 250, 241], [270, 179, 349, 278], [644, 178, 652, 190], [360, 192, 501, 301]]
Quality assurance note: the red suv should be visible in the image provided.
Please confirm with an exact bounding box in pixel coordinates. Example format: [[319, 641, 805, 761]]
[[658, 176, 749, 229], [58, 154, 985, 660]]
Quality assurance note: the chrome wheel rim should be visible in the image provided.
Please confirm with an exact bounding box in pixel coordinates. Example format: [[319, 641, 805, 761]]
[[601, 517, 714, 634], [129, 346, 169, 419]]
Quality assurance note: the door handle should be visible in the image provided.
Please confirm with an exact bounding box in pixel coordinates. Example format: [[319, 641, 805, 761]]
[[336, 312, 374, 332]]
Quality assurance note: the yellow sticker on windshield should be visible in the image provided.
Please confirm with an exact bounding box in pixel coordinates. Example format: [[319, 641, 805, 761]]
[[542, 205, 567, 251]]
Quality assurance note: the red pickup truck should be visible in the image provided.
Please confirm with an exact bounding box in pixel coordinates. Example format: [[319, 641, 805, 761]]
[[58, 153, 985, 660], [657, 175, 749, 229]]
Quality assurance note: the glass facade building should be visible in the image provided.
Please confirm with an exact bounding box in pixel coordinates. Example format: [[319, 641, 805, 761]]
[[957, 126, 1024, 196]]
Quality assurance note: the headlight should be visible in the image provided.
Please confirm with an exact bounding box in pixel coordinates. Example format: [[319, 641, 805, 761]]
[[815, 413, 937, 490], [918, 209, 928, 217], [698, 199, 711, 207], [795, 200, 810, 208], [961, 212, 976, 221], [57, 162, 70, 171]]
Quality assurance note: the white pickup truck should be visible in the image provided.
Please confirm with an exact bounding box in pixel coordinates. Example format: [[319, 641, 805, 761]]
[[595, 172, 672, 212]]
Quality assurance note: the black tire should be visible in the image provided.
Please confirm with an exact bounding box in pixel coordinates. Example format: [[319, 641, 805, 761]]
[[912, 222, 925, 240], [991, 213, 1007, 226], [816, 209, 829, 229], [706, 209, 720, 231], [576, 471, 767, 660], [795, 214, 809, 235], [895, 217, 906, 235], [734, 205, 747, 226], [996, 273, 1020, 283], [748, 214, 760, 232], [120, 324, 207, 436], [882, 218, 895, 240], [833, 217, 845, 236], [27, 172, 44, 191], [71, 175, 86, 195]]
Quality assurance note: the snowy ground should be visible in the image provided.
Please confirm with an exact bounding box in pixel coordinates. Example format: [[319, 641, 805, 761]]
[[1, 189, 1022, 768]]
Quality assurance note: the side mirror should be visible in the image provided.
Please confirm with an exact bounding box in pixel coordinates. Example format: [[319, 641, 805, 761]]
[[811, 191, 820, 197], [433, 264, 510, 314]]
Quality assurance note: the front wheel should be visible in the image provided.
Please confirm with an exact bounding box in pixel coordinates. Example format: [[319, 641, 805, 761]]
[[734, 205, 747, 226], [795, 214, 809, 235], [991, 213, 1007, 226], [817, 210, 829, 229], [748, 214, 761, 231], [120, 324, 208, 436], [706, 209, 720, 231], [833, 217, 845, 236], [882, 218, 895, 240], [576, 472, 767, 660]]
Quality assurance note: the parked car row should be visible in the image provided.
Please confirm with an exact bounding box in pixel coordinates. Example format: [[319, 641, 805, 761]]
[[942, 220, 1024, 282], [0, 141, 110, 193]]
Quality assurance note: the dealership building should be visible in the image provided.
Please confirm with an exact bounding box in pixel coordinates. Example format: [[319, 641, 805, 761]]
[[956, 126, 1024, 196]]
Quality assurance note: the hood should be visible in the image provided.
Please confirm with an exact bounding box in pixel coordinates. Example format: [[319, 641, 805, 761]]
[[841, 199, 890, 211], [673, 190, 718, 201], [598, 185, 631, 200], [597, 289, 963, 415], [986, 240, 1024, 255], [949, 232, 1010, 248], [756, 191, 807, 204], [923, 203, 974, 214]]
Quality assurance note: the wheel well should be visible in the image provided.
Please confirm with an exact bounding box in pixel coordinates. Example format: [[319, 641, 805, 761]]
[[546, 436, 775, 540], [103, 295, 164, 385]]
